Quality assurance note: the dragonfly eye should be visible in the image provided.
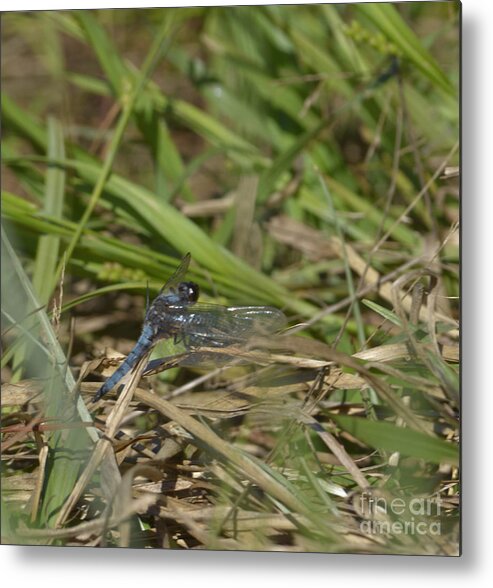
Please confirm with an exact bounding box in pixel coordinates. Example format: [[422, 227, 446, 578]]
[[178, 281, 199, 303]]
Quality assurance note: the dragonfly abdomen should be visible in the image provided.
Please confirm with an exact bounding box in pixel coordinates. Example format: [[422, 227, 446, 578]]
[[93, 325, 154, 401]]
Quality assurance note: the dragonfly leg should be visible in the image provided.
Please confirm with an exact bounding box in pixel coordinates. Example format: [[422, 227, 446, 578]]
[[173, 332, 191, 348]]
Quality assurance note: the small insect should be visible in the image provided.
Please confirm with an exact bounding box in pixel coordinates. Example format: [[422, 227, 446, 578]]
[[93, 253, 286, 401]]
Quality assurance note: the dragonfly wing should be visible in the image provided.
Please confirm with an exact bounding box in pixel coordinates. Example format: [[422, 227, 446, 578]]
[[159, 252, 191, 294], [178, 304, 287, 349]]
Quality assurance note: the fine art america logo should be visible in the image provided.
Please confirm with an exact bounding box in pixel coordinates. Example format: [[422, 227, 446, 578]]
[[358, 492, 443, 536]]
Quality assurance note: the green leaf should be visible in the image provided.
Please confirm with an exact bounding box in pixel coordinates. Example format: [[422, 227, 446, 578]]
[[330, 413, 458, 466]]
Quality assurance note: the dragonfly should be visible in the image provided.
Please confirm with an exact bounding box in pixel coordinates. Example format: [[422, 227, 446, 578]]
[[93, 253, 287, 401]]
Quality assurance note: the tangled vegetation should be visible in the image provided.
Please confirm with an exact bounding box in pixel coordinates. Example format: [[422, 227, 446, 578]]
[[1, 3, 459, 554]]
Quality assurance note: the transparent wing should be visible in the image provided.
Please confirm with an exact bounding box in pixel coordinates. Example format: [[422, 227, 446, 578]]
[[159, 252, 191, 294], [178, 303, 287, 349]]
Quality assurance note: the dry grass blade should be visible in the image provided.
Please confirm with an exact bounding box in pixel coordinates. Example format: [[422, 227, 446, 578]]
[[11, 494, 158, 542], [115, 464, 163, 548], [30, 444, 49, 522], [300, 415, 369, 490], [134, 389, 328, 527], [54, 352, 150, 528], [268, 215, 455, 326]]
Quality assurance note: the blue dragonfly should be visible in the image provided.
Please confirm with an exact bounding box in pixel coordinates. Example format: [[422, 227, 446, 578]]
[[93, 253, 286, 401]]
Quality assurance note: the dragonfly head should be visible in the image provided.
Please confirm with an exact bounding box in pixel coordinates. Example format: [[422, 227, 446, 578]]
[[177, 281, 199, 304]]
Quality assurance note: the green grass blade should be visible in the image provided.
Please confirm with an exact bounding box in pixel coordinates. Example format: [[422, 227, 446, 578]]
[[52, 14, 175, 287], [1, 227, 99, 529], [75, 11, 127, 96], [330, 413, 458, 466], [362, 299, 403, 327], [358, 3, 456, 97], [31, 117, 66, 303]]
